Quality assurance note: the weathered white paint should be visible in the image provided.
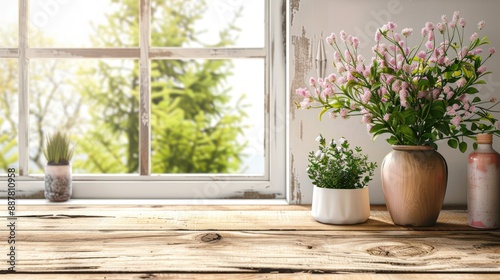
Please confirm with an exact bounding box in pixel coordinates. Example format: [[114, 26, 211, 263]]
[[139, 0, 151, 175], [18, 0, 29, 176], [0, 49, 18, 57], [289, 0, 500, 205], [150, 48, 266, 59]]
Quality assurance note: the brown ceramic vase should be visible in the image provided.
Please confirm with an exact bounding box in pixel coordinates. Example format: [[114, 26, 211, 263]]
[[381, 145, 447, 226]]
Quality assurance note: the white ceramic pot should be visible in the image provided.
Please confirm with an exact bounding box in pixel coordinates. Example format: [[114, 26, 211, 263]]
[[311, 186, 370, 224], [44, 164, 72, 202]]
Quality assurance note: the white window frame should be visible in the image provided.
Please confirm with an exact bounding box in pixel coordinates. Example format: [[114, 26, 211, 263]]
[[1, 0, 286, 200]]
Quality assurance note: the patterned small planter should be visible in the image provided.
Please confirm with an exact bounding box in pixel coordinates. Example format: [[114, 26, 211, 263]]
[[44, 165, 72, 202]]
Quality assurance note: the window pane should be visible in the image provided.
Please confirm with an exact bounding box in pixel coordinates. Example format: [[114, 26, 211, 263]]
[[0, 59, 18, 172], [151, 59, 265, 174], [29, 0, 138, 47], [151, 0, 265, 48], [0, 0, 18, 47], [29, 59, 139, 174]]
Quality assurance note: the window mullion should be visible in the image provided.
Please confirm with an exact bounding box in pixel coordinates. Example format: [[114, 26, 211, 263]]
[[18, 0, 29, 176], [139, 0, 151, 175]]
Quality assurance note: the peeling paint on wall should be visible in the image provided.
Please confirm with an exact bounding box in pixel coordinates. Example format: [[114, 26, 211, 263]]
[[290, 0, 300, 26], [290, 27, 312, 120], [290, 154, 302, 204]]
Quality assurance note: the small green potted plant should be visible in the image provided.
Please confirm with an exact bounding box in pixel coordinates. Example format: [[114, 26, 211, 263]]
[[43, 130, 75, 202], [308, 135, 377, 224]]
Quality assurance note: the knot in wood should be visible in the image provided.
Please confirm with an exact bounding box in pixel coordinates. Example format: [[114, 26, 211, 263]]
[[367, 244, 434, 258], [200, 233, 222, 243]]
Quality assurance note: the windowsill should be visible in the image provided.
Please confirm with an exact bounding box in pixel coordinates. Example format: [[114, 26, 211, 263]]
[[17, 198, 290, 205]]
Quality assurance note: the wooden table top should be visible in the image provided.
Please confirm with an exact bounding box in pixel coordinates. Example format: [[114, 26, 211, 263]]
[[0, 204, 498, 279]]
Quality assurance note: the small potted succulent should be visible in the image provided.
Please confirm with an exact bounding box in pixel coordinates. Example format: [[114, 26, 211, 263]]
[[308, 135, 377, 224], [43, 130, 75, 202]]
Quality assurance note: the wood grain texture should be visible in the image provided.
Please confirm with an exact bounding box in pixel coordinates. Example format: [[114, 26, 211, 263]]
[[0, 205, 470, 231], [1, 274, 500, 280], [0, 205, 498, 278], [9, 230, 500, 273]]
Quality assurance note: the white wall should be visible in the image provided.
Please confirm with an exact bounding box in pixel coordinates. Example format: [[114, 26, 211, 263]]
[[289, 0, 500, 205]]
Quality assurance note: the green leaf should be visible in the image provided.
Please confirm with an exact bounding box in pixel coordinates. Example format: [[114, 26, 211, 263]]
[[369, 124, 386, 134], [464, 87, 479, 94], [318, 107, 329, 120], [447, 139, 458, 149], [459, 141, 468, 153]]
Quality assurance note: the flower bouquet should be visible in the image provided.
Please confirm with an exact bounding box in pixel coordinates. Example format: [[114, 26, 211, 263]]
[[296, 11, 498, 152]]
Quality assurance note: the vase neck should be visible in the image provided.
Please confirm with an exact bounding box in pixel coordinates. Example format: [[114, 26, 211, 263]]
[[392, 145, 434, 151]]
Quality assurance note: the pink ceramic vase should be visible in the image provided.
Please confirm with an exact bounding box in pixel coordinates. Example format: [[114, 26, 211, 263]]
[[467, 134, 500, 229]]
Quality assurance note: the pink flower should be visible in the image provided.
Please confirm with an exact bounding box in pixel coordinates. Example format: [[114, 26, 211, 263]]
[[446, 106, 456, 116], [352, 37, 360, 49], [478, 20, 486, 30], [489, 47, 496, 55], [417, 50, 426, 60], [296, 87, 310, 97], [425, 22, 434, 31], [428, 31, 434, 41], [322, 87, 332, 98], [451, 115, 461, 127], [340, 30, 347, 42], [421, 27, 428, 37], [387, 22, 397, 31], [333, 51, 341, 63], [474, 48, 483, 54], [433, 89, 440, 99], [309, 77, 316, 86], [452, 11, 460, 23], [340, 108, 348, 118], [441, 15, 448, 24], [362, 90, 372, 104], [459, 18, 466, 28], [375, 30, 381, 42], [402, 28, 413, 37], [362, 113, 373, 124], [425, 41, 433, 50], [337, 64, 346, 73], [329, 112, 337, 119], [348, 35, 355, 45], [470, 32, 478, 41], [437, 23, 446, 34], [300, 98, 311, 109], [446, 91, 454, 100], [456, 77, 467, 87], [393, 33, 401, 42], [326, 32, 336, 44], [418, 91, 428, 99], [443, 86, 451, 93], [477, 66, 487, 74], [328, 73, 337, 83], [383, 113, 391, 122]]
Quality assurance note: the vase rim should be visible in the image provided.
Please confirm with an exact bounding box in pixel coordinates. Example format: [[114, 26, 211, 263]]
[[314, 185, 368, 190], [391, 145, 434, 151]]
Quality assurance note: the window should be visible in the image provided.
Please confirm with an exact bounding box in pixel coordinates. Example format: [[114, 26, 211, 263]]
[[0, 0, 286, 199]]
